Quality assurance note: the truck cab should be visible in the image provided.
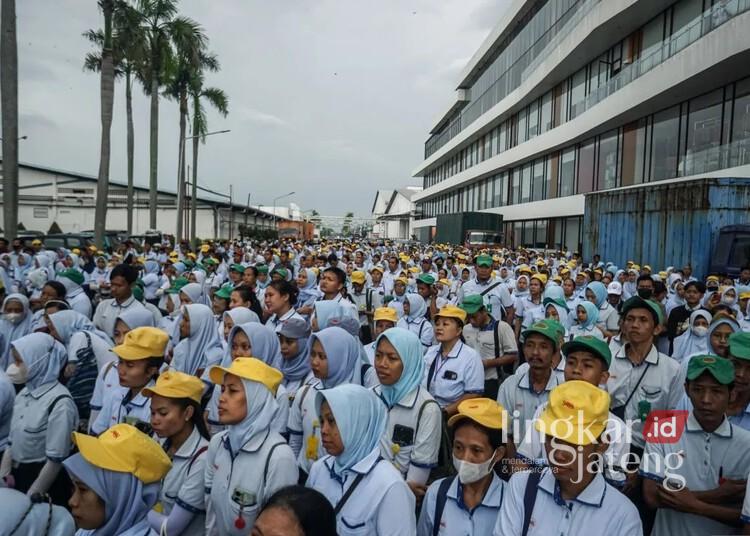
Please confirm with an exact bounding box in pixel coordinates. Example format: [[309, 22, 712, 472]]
[[464, 229, 504, 250], [710, 225, 750, 277]]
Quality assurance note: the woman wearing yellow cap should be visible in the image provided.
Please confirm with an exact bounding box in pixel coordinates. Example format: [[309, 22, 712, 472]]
[[62, 424, 172, 536], [514, 274, 545, 341], [418, 398, 508, 536], [364, 307, 398, 363], [205, 358, 298, 534], [143, 371, 210, 536]]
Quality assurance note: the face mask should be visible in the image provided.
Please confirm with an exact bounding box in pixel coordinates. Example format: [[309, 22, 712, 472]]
[[6, 362, 28, 384], [3, 312, 22, 324], [637, 288, 653, 299], [692, 326, 708, 337], [724, 298, 736, 306], [452, 452, 497, 484]]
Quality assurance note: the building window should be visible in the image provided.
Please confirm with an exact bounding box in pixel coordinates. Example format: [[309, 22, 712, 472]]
[[546, 154, 558, 198], [685, 89, 723, 175], [528, 99, 540, 139], [621, 119, 648, 186], [532, 159, 545, 201], [511, 168, 521, 204], [521, 163, 532, 203], [559, 148, 576, 197], [731, 77, 750, 166], [535, 219, 548, 249], [522, 221, 534, 247], [598, 129, 620, 190], [577, 138, 596, 193], [540, 91, 553, 134], [517, 108, 528, 145], [570, 68, 586, 118], [650, 105, 680, 181], [33, 207, 49, 219]]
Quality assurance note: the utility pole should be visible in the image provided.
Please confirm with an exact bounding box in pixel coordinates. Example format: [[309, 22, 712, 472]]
[[229, 184, 233, 240], [1, 0, 19, 239]]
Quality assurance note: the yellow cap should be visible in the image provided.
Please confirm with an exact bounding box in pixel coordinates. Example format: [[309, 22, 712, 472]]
[[531, 273, 547, 285], [369, 266, 384, 273], [72, 424, 171, 484], [200, 245, 210, 253], [643, 265, 652, 271], [88, 245, 98, 252], [374, 307, 398, 323], [438, 278, 451, 286], [631, 264, 641, 271], [351, 271, 366, 285], [535, 381, 610, 446], [72, 248, 81, 255], [408, 266, 420, 274], [435, 305, 467, 324], [707, 275, 720, 282], [448, 398, 507, 429], [517, 264, 532, 275], [395, 276, 408, 285], [143, 370, 204, 403], [536, 258, 546, 266], [169, 251, 179, 258], [209, 357, 283, 396], [186, 253, 197, 260], [553, 275, 562, 284], [32, 239, 42, 245], [740, 292, 750, 300], [112, 327, 169, 361], [658, 271, 668, 279]]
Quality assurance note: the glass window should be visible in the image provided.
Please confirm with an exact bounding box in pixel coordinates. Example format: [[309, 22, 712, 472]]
[[523, 221, 534, 247], [521, 164, 532, 203], [685, 89, 723, 175], [731, 78, 750, 167], [512, 222, 523, 248], [570, 68, 586, 118], [498, 123, 507, 154], [546, 154, 558, 198], [490, 129, 498, 156], [559, 148, 576, 197], [532, 159, 545, 201], [511, 168, 521, 204], [598, 129, 619, 190], [621, 119, 648, 185], [535, 220, 548, 249], [518, 108, 528, 144], [640, 13, 664, 65], [554, 218, 563, 249], [540, 91, 553, 134], [578, 139, 596, 193], [651, 105, 680, 181], [528, 99, 540, 139], [564, 217, 581, 253]]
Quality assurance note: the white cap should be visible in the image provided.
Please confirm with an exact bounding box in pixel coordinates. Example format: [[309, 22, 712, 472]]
[[607, 281, 623, 296]]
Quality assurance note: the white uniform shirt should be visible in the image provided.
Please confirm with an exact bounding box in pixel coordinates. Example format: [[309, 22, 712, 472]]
[[10, 382, 78, 463], [497, 368, 561, 445], [458, 279, 514, 321], [374, 385, 441, 477], [266, 308, 306, 332], [422, 342, 485, 408], [91, 380, 153, 436], [493, 469, 642, 536], [0, 372, 15, 451], [287, 379, 326, 474], [307, 448, 417, 536], [418, 474, 505, 536], [397, 317, 434, 350], [159, 427, 209, 536], [462, 319, 517, 381], [204, 430, 297, 535], [93, 296, 146, 338]]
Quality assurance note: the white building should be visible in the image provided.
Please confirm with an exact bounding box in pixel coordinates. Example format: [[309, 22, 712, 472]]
[[412, 0, 750, 250], [0, 162, 280, 238], [257, 203, 304, 221], [370, 187, 422, 239]]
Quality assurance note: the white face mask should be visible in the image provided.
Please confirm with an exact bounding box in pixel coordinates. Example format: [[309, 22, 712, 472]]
[[6, 362, 28, 384], [452, 452, 497, 484], [724, 297, 737, 306], [3, 312, 23, 325], [692, 325, 709, 337]]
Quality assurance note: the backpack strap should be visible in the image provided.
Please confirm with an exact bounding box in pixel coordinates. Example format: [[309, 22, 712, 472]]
[[427, 356, 438, 391], [415, 395, 439, 437], [48, 394, 73, 415], [521, 470, 543, 536], [432, 476, 455, 536], [187, 445, 209, 473], [263, 442, 285, 483], [360, 363, 372, 386]]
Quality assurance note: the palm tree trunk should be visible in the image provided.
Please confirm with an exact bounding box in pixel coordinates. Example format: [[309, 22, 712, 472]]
[[1, 0, 19, 239], [125, 69, 134, 235], [175, 90, 187, 243], [148, 67, 159, 229], [190, 97, 199, 248], [94, 0, 115, 249]]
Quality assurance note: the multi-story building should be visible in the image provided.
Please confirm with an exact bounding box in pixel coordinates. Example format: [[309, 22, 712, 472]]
[[412, 0, 750, 252]]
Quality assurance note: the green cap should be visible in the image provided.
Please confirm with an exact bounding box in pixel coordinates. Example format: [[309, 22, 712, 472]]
[[417, 273, 435, 286], [182, 259, 195, 269], [543, 296, 569, 312], [562, 335, 612, 369], [57, 269, 84, 286], [203, 258, 218, 266], [133, 281, 144, 303], [256, 264, 269, 275], [166, 276, 189, 294], [521, 319, 564, 350], [273, 267, 289, 279], [686, 355, 735, 385], [192, 263, 206, 273], [214, 284, 233, 300], [729, 332, 750, 361], [621, 296, 664, 325], [230, 263, 245, 274], [475, 255, 493, 268], [460, 294, 485, 315]]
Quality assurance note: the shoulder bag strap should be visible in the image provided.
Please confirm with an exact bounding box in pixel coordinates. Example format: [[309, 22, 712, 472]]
[[334, 465, 374, 515], [432, 476, 455, 536], [521, 470, 543, 536]]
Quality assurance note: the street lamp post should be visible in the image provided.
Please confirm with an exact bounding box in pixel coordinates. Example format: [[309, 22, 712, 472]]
[[272, 191, 295, 238]]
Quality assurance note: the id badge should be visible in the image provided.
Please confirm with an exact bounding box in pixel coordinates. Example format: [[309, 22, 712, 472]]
[[232, 487, 257, 508]]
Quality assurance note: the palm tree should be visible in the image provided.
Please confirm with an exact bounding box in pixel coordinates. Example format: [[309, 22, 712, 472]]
[[1, 0, 19, 239], [138, 0, 205, 229], [188, 66, 228, 247]]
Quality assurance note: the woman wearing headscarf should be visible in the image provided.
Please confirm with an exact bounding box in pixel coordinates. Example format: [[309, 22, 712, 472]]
[[57, 269, 91, 319], [373, 328, 440, 501], [62, 424, 171, 536], [141, 260, 161, 306], [396, 294, 434, 350], [179, 282, 209, 307], [665, 275, 685, 316], [671, 309, 712, 362], [0, 293, 33, 370], [0, 333, 78, 505], [1, 488, 75, 536], [306, 384, 416, 536], [220, 306, 260, 348], [276, 317, 314, 397], [568, 301, 605, 341], [585, 281, 620, 338], [296, 268, 322, 310], [205, 358, 298, 534], [172, 303, 224, 377], [287, 327, 377, 478]]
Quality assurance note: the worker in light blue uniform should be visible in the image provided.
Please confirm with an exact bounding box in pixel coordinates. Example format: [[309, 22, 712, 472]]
[[418, 398, 508, 536], [397, 294, 434, 350], [205, 358, 298, 534], [306, 384, 417, 536]]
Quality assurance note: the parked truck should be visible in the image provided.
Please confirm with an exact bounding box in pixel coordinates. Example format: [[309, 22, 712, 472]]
[[583, 177, 750, 278], [434, 212, 504, 248]]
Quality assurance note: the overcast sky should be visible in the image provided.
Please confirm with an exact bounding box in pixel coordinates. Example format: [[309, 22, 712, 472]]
[[15, 0, 510, 218]]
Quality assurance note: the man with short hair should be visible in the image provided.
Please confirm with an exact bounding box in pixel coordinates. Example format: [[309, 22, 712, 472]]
[[93, 263, 145, 337], [458, 255, 515, 323]]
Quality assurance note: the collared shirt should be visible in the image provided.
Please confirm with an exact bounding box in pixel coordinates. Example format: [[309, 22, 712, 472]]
[[204, 430, 298, 535], [640, 413, 750, 536], [374, 385, 441, 476], [397, 317, 434, 349], [729, 402, 750, 432], [462, 319, 517, 380], [422, 342, 484, 408], [159, 427, 209, 536], [493, 469, 642, 536], [457, 279, 513, 321], [266, 308, 306, 332], [10, 382, 78, 463], [418, 474, 505, 536], [606, 344, 684, 448], [91, 380, 154, 436], [93, 295, 146, 338], [287, 378, 326, 473], [497, 368, 561, 445], [307, 448, 417, 536], [0, 372, 15, 451]]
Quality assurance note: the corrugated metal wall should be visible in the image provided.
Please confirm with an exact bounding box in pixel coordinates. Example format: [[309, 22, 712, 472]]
[[583, 178, 750, 277]]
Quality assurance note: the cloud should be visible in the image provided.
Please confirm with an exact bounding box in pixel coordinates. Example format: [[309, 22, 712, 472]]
[[237, 107, 289, 128]]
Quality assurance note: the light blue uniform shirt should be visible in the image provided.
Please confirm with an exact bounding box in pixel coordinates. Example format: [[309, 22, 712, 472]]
[[422, 342, 484, 408], [418, 474, 505, 536]]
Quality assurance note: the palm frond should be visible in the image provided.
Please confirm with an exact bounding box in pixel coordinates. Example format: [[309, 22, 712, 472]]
[[201, 87, 229, 117]]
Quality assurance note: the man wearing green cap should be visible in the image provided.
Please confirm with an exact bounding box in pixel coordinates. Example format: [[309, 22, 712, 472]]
[[642, 355, 750, 536], [496, 320, 563, 446], [461, 294, 518, 400], [457, 255, 515, 324], [727, 332, 750, 431]]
